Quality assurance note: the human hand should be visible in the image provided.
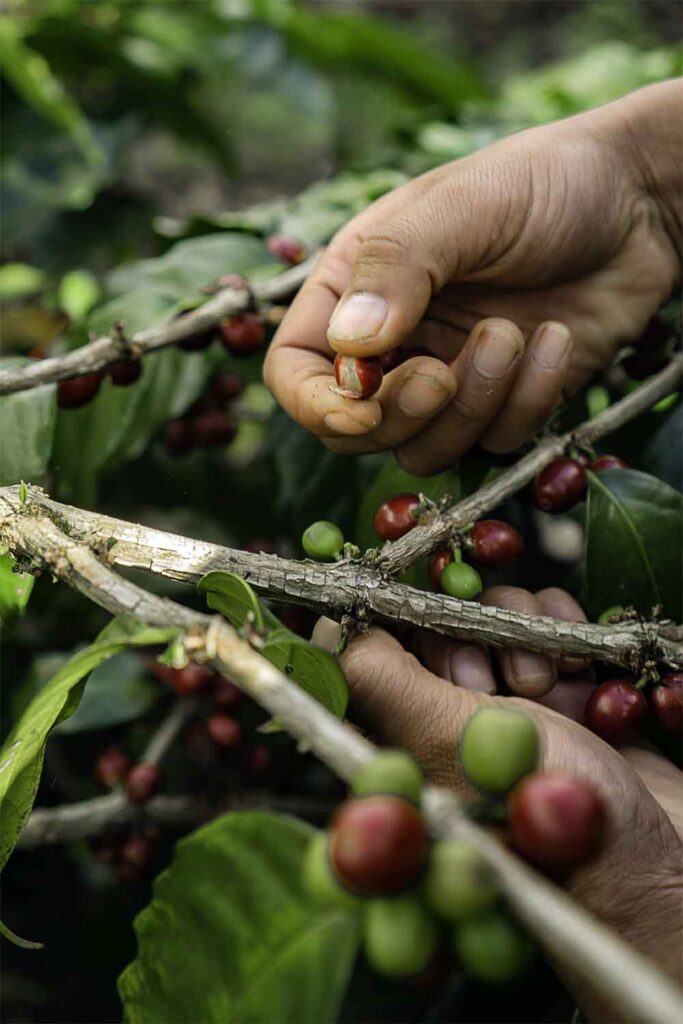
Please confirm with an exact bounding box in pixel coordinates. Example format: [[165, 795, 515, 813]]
[[265, 81, 681, 474]]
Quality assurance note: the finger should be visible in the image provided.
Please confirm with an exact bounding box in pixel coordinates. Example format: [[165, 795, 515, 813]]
[[418, 634, 496, 695], [536, 679, 596, 724], [395, 318, 524, 474], [536, 587, 591, 675], [481, 586, 557, 697], [311, 616, 341, 652], [480, 322, 572, 453]]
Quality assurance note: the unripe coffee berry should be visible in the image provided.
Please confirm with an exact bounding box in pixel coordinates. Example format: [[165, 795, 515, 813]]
[[585, 679, 648, 745], [453, 911, 533, 984], [429, 548, 453, 591], [508, 772, 604, 870], [534, 458, 586, 513], [651, 674, 683, 735], [302, 520, 344, 561], [352, 750, 423, 805], [424, 841, 497, 922], [469, 520, 524, 569], [126, 763, 163, 804], [94, 746, 130, 789], [334, 354, 383, 400], [206, 712, 242, 748], [303, 832, 359, 911], [266, 234, 307, 265], [587, 455, 627, 472], [440, 561, 483, 600], [364, 895, 438, 978], [460, 707, 539, 795], [219, 312, 266, 355], [597, 605, 625, 625], [57, 372, 103, 409], [109, 358, 142, 387], [373, 493, 420, 542], [330, 796, 428, 896]]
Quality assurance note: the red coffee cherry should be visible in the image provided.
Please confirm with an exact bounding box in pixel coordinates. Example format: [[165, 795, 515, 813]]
[[534, 458, 587, 513], [126, 763, 163, 804], [178, 331, 214, 352], [146, 659, 213, 696], [508, 772, 604, 870], [469, 520, 524, 569], [651, 674, 683, 735], [374, 493, 420, 542], [94, 746, 130, 789], [122, 834, 154, 868], [266, 234, 307, 265], [585, 680, 648, 745], [192, 411, 236, 447], [163, 418, 195, 456], [109, 358, 142, 387], [587, 455, 627, 472], [207, 713, 243, 748], [429, 548, 453, 591], [219, 312, 266, 355], [334, 354, 383, 400], [329, 796, 428, 896], [211, 371, 244, 403], [213, 675, 242, 711], [243, 743, 272, 782], [57, 372, 103, 409]]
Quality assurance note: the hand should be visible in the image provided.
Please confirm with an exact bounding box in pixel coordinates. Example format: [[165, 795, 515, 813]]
[[265, 82, 680, 474]]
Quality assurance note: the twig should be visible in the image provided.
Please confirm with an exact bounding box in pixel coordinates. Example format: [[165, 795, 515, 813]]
[[143, 700, 193, 766]]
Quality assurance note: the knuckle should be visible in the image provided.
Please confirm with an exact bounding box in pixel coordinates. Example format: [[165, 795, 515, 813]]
[[356, 230, 411, 271]]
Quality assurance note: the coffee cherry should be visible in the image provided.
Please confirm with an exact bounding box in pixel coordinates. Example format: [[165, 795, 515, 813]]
[[453, 911, 534, 984], [334, 354, 383, 400], [587, 455, 627, 472], [211, 371, 243, 404], [585, 679, 648, 744], [330, 796, 428, 896], [57, 372, 103, 409], [469, 520, 524, 569], [508, 773, 604, 870], [243, 744, 272, 783], [460, 707, 539, 795], [146, 659, 213, 696], [178, 331, 214, 352], [364, 895, 438, 978], [219, 312, 266, 355], [302, 520, 344, 561], [126, 763, 163, 804], [651, 674, 683, 735], [303, 832, 360, 911], [429, 548, 453, 591], [213, 675, 242, 711], [206, 712, 242, 748], [109, 358, 142, 386], [163, 418, 194, 456], [597, 605, 625, 625], [440, 561, 483, 600], [192, 411, 236, 447], [374, 493, 420, 542], [424, 841, 497, 923], [94, 746, 130, 789], [267, 234, 307, 265], [122, 834, 154, 868], [353, 751, 423, 805], [534, 458, 586, 513]]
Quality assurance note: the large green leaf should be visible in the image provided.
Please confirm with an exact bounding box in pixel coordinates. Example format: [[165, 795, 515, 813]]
[[0, 553, 35, 620], [584, 469, 682, 621], [55, 651, 161, 735], [0, 616, 178, 870], [119, 813, 359, 1024], [0, 359, 56, 485], [199, 571, 266, 631]]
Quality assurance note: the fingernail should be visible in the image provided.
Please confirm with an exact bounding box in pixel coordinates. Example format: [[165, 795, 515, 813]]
[[509, 650, 555, 697], [397, 372, 453, 418], [449, 646, 496, 694], [533, 322, 571, 369], [472, 326, 522, 378], [328, 293, 388, 342]]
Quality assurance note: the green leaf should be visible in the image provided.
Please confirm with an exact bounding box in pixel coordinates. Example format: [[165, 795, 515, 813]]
[[118, 813, 359, 1024], [198, 572, 265, 631], [55, 651, 161, 734], [584, 469, 682, 620], [0, 616, 178, 870], [0, 553, 35, 620], [261, 632, 348, 719], [0, 359, 56, 485]]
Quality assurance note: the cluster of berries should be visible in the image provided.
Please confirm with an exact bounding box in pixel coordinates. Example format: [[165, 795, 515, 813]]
[[586, 671, 682, 743], [163, 370, 243, 456], [533, 453, 627, 514]]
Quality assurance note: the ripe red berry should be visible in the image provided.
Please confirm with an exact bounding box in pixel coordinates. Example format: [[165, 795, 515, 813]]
[[145, 658, 213, 696], [469, 520, 524, 569], [57, 372, 103, 409], [534, 458, 586, 513], [651, 674, 683, 735], [267, 234, 307, 265], [585, 680, 648, 744], [219, 312, 266, 355], [243, 744, 272, 782], [213, 675, 242, 711], [508, 772, 604, 870], [206, 712, 243, 748], [329, 796, 428, 896], [163, 418, 194, 456], [374, 493, 420, 542], [211, 371, 244, 404], [126, 763, 163, 804], [192, 411, 236, 447], [122, 834, 154, 868], [429, 548, 453, 591], [587, 455, 628, 472], [94, 746, 130, 789], [178, 331, 214, 352], [109, 358, 142, 386], [333, 354, 383, 400]]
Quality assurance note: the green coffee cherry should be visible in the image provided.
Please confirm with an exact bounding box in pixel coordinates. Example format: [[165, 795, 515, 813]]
[[453, 910, 534, 984], [353, 751, 423, 805], [440, 561, 483, 600], [423, 841, 497, 922], [303, 832, 359, 911], [597, 605, 625, 625], [302, 520, 344, 561], [460, 707, 539, 795], [364, 895, 438, 978]]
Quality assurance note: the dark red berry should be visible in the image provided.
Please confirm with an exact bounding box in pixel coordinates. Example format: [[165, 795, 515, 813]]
[[207, 712, 242, 748], [163, 418, 195, 456], [219, 313, 266, 355], [243, 744, 272, 782], [213, 675, 242, 711], [621, 351, 668, 380], [211, 371, 243, 404], [534, 459, 587, 513], [330, 796, 428, 896], [587, 455, 628, 472], [94, 746, 130, 789], [178, 331, 214, 352], [109, 358, 142, 386], [429, 548, 453, 591], [333, 354, 383, 400], [192, 411, 236, 447], [374, 494, 420, 542], [57, 372, 103, 409], [267, 234, 307, 265], [122, 834, 154, 868], [469, 520, 524, 569], [126, 763, 163, 804], [585, 680, 648, 744], [145, 658, 213, 696], [651, 674, 683, 735], [508, 772, 604, 870]]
